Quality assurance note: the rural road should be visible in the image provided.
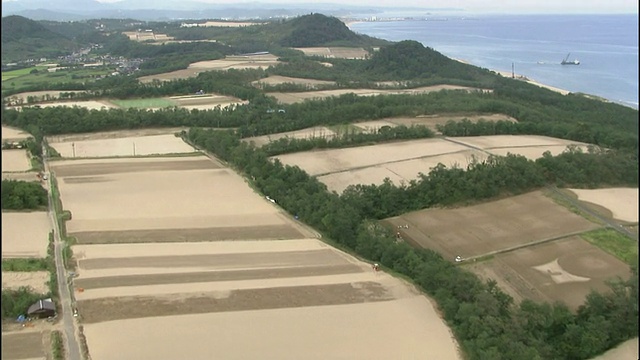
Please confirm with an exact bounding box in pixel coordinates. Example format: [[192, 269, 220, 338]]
[[547, 186, 638, 241], [44, 149, 83, 360]]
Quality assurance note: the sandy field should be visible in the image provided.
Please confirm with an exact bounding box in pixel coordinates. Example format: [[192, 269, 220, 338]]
[[46, 128, 187, 143], [569, 188, 638, 223], [169, 94, 247, 110], [138, 54, 281, 83], [49, 134, 196, 158], [384, 191, 599, 261], [319, 150, 487, 193], [275, 135, 594, 193], [1, 329, 50, 360], [2, 149, 31, 172], [50, 157, 309, 241], [243, 126, 336, 147], [495, 70, 571, 95], [122, 31, 174, 42], [464, 236, 632, 310], [354, 113, 518, 134], [2, 125, 32, 141], [275, 138, 469, 176], [10, 100, 117, 111], [268, 85, 487, 104], [2, 271, 50, 294], [4, 90, 86, 103], [74, 238, 460, 359], [252, 75, 336, 89], [1, 212, 51, 258], [293, 47, 369, 59], [2, 172, 40, 182], [591, 338, 639, 360]]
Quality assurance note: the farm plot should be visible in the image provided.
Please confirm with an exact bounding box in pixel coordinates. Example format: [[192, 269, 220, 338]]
[[169, 94, 247, 110], [10, 100, 117, 111], [252, 75, 336, 89], [4, 90, 87, 104], [50, 156, 311, 243], [2, 149, 31, 172], [353, 113, 518, 134], [569, 188, 638, 223], [1, 331, 49, 360], [293, 47, 369, 59], [2, 271, 50, 294], [267, 85, 485, 105], [243, 126, 337, 147], [383, 191, 599, 261], [448, 135, 589, 160], [74, 239, 461, 360], [2, 125, 32, 141], [463, 236, 632, 310], [2, 212, 51, 258], [49, 134, 196, 158]]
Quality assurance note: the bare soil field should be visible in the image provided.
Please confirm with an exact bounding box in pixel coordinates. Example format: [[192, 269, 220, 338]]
[[447, 135, 589, 159], [2, 149, 31, 172], [252, 75, 336, 89], [383, 191, 599, 261], [122, 31, 174, 42], [2, 271, 50, 294], [2, 172, 39, 182], [590, 338, 639, 360], [4, 90, 86, 103], [293, 47, 369, 59], [2, 125, 32, 141], [318, 150, 487, 193], [268, 84, 487, 104], [74, 238, 460, 359], [464, 236, 632, 310], [169, 94, 247, 110], [187, 21, 265, 27], [50, 157, 309, 240], [275, 135, 594, 193], [49, 134, 196, 158], [569, 188, 638, 223], [137, 68, 202, 83], [46, 127, 187, 143], [275, 138, 469, 176], [353, 113, 518, 133], [1, 330, 49, 360], [10, 100, 117, 111], [243, 126, 336, 147], [1, 212, 51, 258]]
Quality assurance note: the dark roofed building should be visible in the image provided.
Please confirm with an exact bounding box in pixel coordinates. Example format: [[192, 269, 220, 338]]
[[27, 298, 56, 318]]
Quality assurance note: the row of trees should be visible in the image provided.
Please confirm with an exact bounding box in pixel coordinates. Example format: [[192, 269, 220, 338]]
[[186, 127, 638, 359]]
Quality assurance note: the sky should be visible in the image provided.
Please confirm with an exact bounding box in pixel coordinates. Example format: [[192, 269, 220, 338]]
[[92, 0, 638, 14], [2, 0, 637, 14]]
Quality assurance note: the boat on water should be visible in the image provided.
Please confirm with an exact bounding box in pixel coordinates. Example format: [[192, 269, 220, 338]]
[[561, 53, 580, 65]]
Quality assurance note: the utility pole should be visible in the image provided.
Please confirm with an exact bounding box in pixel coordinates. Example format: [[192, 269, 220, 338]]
[[512, 62, 515, 79], [133, 142, 136, 156], [72, 142, 75, 158]]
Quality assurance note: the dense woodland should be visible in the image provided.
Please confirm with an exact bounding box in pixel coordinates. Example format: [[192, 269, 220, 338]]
[[1, 12, 638, 358], [1, 180, 48, 210]]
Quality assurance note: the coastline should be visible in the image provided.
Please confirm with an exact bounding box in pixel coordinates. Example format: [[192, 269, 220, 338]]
[[452, 58, 570, 95]]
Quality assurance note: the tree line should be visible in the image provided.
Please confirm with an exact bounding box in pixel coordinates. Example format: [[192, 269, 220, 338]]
[[1, 180, 48, 210]]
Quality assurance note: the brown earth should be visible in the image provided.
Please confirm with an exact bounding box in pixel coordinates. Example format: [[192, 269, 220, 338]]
[[464, 236, 632, 310], [50, 157, 218, 177], [70, 225, 305, 244], [1, 330, 49, 359], [384, 190, 599, 261], [293, 47, 369, 59], [77, 281, 393, 324]]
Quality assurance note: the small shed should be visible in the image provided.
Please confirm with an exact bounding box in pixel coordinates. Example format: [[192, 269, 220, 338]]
[[27, 298, 56, 318]]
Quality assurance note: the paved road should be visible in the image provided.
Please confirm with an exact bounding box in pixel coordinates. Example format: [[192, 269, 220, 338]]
[[44, 151, 83, 360]]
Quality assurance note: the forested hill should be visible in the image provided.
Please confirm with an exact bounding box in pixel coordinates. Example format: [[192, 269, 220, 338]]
[[278, 13, 367, 47], [1, 15, 77, 62]]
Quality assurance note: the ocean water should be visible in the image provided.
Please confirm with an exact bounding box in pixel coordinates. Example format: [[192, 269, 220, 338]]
[[349, 14, 639, 109]]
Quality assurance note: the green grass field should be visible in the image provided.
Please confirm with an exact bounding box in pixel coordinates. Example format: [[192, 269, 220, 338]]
[[2, 67, 113, 92], [1, 66, 48, 82], [581, 228, 638, 265], [111, 98, 178, 109]]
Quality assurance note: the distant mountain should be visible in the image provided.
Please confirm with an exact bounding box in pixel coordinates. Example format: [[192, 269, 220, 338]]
[[1, 0, 441, 21], [1, 15, 78, 63]]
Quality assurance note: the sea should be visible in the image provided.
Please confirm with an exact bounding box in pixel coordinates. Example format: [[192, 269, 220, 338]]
[[349, 13, 639, 109]]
